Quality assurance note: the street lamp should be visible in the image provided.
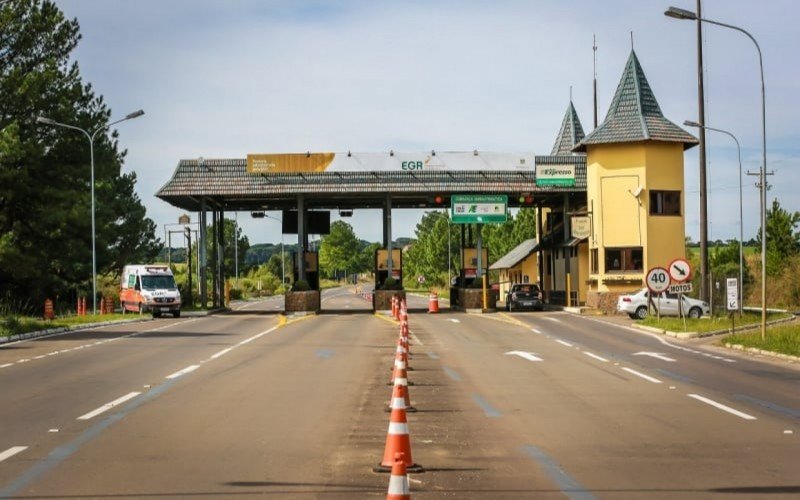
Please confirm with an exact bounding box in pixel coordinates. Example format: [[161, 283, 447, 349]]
[[666, 6, 768, 339], [684, 120, 744, 315], [263, 213, 285, 285], [37, 110, 145, 315]]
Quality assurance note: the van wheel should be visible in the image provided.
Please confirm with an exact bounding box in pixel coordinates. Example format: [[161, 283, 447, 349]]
[[688, 307, 702, 319], [635, 306, 648, 320], [173, 310, 181, 318]]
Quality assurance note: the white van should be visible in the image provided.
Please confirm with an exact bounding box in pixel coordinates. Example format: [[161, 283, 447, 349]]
[[120, 265, 182, 318]]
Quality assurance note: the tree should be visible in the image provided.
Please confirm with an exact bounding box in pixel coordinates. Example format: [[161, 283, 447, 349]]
[[0, 0, 161, 308], [319, 221, 360, 278], [201, 218, 250, 280], [404, 211, 456, 286], [754, 199, 800, 276]]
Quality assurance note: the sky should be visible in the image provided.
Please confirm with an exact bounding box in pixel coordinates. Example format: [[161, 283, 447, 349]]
[[52, 0, 800, 246]]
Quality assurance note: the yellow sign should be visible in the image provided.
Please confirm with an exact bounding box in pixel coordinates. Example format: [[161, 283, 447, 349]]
[[247, 153, 335, 173], [376, 249, 402, 270], [570, 216, 591, 240]]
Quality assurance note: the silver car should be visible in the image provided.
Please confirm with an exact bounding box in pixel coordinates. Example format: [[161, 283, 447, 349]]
[[617, 288, 710, 320]]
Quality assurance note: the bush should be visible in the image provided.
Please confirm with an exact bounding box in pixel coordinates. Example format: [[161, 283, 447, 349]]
[[229, 287, 243, 300], [381, 277, 402, 290], [291, 279, 311, 291]]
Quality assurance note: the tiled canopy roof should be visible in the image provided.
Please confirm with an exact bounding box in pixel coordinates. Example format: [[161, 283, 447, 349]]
[[573, 50, 698, 152], [155, 156, 587, 212], [551, 101, 586, 155]]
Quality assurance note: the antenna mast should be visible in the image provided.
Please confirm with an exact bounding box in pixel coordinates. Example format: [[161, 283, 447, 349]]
[[593, 34, 598, 128]]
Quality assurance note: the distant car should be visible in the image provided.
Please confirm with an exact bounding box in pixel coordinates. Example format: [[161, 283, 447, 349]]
[[617, 288, 710, 319], [505, 283, 543, 312]]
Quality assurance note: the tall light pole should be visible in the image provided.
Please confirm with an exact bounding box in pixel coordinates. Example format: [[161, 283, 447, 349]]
[[684, 120, 744, 315], [37, 110, 145, 315], [264, 213, 285, 285], [666, 6, 767, 339]]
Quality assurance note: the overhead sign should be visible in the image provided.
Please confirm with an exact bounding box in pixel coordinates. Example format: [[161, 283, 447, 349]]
[[570, 216, 591, 240], [727, 278, 739, 311], [535, 164, 575, 187], [646, 267, 670, 293], [246, 152, 536, 174], [451, 195, 508, 224], [668, 282, 693, 294], [669, 258, 692, 283]]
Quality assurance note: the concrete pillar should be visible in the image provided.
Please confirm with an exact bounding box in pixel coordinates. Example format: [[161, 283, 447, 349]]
[[476, 223, 483, 278], [199, 198, 207, 309], [217, 209, 225, 307], [385, 195, 393, 274], [297, 195, 306, 282]]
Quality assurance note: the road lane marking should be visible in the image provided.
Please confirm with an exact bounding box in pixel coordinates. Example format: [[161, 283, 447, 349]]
[[634, 351, 676, 362], [621, 367, 662, 384], [443, 367, 462, 381], [530, 328, 542, 334], [78, 392, 141, 420], [688, 394, 757, 420], [555, 339, 574, 348], [543, 317, 561, 323], [471, 394, 502, 417], [410, 332, 423, 345], [505, 350, 543, 362], [209, 347, 234, 360], [583, 352, 609, 363], [521, 445, 596, 500], [0, 447, 28, 463], [165, 365, 200, 380], [0, 363, 12, 368], [426, 352, 439, 359], [448, 318, 460, 323]]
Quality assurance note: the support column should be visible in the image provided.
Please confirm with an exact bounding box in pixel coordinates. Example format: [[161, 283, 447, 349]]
[[476, 223, 483, 278], [199, 198, 207, 310], [210, 209, 218, 307], [297, 195, 306, 282], [217, 209, 225, 307], [536, 206, 544, 290], [385, 195, 393, 275]]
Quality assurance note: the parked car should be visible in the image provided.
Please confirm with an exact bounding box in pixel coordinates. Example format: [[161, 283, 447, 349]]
[[617, 288, 710, 319], [505, 283, 543, 312]]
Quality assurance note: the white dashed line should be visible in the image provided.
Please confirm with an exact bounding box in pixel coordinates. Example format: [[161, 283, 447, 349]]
[[0, 363, 13, 368], [0, 446, 28, 463], [688, 394, 757, 420], [449, 319, 461, 323], [530, 328, 542, 334], [543, 317, 561, 323], [210, 347, 235, 360], [555, 339, 574, 348], [584, 352, 609, 363], [78, 392, 141, 420], [165, 364, 200, 380], [621, 367, 662, 384]]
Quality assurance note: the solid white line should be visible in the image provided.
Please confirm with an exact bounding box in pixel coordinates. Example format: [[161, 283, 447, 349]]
[[410, 332, 424, 346], [530, 328, 542, 334], [543, 317, 561, 323], [621, 367, 662, 384], [0, 446, 28, 463], [78, 392, 141, 420], [555, 339, 573, 348], [584, 352, 609, 363], [449, 318, 461, 323], [210, 347, 234, 359], [688, 394, 757, 420], [165, 364, 200, 380], [0, 363, 13, 368]]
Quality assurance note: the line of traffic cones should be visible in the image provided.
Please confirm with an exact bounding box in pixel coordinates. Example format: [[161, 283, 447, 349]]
[[376, 295, 422, 500]]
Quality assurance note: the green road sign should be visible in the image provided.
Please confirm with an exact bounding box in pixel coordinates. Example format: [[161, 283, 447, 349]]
[[451, 195, 508, 224]]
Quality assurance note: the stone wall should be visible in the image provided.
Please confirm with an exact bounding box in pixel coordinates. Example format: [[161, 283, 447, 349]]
[[586, 291, 625, 315], [458, 288, 498, 311], [374, 290, 406, 311], [285, 290, 320, 313]]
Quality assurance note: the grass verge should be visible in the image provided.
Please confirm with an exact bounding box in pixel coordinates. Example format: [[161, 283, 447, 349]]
[[638, 312, 792, 334], [723, 322, 800, 357], [1, 313, 132, 339]]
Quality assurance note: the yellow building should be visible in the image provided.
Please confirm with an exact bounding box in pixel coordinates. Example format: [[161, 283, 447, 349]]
[[489, 238, 540, 299], [572, 50, 698, 308]]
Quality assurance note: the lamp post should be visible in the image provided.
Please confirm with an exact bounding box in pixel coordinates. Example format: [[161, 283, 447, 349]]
[[264, 213, 285, 285], [37, 110, 145, 315], [684, 120, 744, 315], [666, 6, 767, 339]]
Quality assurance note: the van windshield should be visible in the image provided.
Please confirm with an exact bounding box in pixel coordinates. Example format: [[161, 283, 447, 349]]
[[141, 275, 177, 290]]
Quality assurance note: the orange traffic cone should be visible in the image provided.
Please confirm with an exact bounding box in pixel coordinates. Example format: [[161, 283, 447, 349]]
[[391, 295, 398, 319], [374, 393, 423, 473], [388, 354, 413, 386], [386, 452, 411, 500], [428, 292, 439, 313], [386, 368, 415, 412]]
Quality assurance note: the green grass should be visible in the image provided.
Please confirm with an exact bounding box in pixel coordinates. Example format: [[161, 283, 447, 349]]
[[724, 322, 800, 357], [638, 312, 791, 333], [1, 313, 132, 339]]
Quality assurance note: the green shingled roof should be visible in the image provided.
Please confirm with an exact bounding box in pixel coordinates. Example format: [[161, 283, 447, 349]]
[[573, 50, 698, 152], [551, 101, 586, 155]]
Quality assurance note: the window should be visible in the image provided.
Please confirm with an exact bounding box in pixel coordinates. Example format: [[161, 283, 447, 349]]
[[605, 247, 643, 273], [591, 249, 599, 274], [650, 190, 681, 216]]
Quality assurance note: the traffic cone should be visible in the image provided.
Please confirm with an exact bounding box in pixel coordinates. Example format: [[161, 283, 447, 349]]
[[391, 295, 397, 319], [386, 452, 411, 500], [374, 394, 423, 473], [428, 292, 439, 313], [386, 368, 415, 412], [389, 353, 413, 386]]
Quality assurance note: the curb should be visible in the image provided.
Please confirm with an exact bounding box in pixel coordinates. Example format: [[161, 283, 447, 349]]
[[725, 343, 800, 363], [631, 314, 796, 340], [1, 317, 151, 345]]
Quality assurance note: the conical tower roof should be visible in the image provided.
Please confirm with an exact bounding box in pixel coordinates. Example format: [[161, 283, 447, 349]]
[[573, 50, 697, 152], [551, 101, 586, 155]]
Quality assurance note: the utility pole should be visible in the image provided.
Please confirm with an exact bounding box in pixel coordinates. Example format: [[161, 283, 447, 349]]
[[696, 0, 710, 303]]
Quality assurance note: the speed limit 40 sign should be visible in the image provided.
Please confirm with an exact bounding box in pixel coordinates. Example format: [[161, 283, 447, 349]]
[[646, 267, 670, 293]]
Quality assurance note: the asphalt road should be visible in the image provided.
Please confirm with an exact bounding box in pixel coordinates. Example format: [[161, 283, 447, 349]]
[[1, 287, 798, 499]]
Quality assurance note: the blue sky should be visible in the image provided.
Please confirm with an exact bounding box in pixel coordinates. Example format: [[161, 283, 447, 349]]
[[53, 0, 800, 245]]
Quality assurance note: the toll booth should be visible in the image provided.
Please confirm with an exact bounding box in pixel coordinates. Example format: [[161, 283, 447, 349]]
[[375, 248, 402, 289], [450, 247, 489, 307], [292, 251, 319, 290]]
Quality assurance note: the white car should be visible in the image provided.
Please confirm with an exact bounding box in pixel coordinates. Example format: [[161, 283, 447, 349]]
[[617, 288, 710, 320]]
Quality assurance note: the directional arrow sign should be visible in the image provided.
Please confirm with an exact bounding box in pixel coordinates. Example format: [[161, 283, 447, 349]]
[[505, 351, 543, 362], [634, 352, 676, 362], [669, 258, 692, 283]]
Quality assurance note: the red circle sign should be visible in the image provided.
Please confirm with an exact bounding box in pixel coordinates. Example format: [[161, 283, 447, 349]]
[[668, 258, 692, 283], [646, 267, 670, 293]]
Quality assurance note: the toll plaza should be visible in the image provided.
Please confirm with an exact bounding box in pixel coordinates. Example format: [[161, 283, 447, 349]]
[[156, 151, 586, 312]]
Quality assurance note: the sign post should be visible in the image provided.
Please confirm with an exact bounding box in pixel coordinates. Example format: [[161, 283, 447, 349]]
[[727, 277, 739, 332], [669, 258, 692, 321], [646, 267, 670, 320]]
